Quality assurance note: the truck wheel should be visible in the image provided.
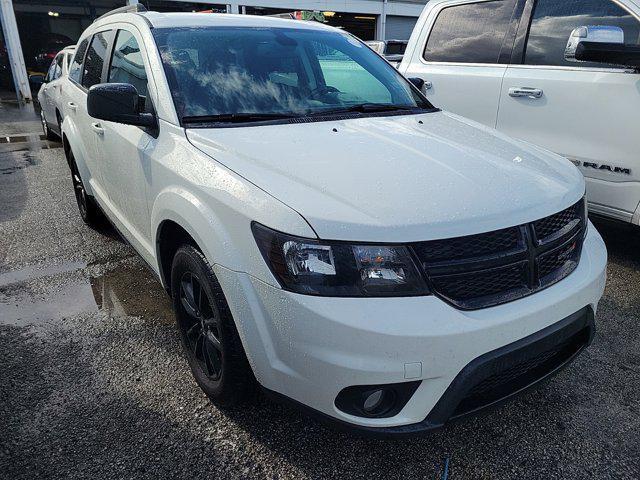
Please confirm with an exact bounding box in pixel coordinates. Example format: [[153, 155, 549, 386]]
[[171, 244, 256, 406], [68, 150, 101, 227]]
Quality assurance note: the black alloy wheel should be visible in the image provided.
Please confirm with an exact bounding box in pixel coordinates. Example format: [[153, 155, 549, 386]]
[[171, 245, 256, 406], [179, 271, 223, 381], [68, 149, 101, 227]]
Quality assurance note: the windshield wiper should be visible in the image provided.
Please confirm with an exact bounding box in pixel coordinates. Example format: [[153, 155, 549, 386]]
[[308, 103, 422, 117], [182, 112, 298, 125]]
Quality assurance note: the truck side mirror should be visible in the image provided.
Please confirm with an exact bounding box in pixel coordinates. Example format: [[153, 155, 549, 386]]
[[565, 25, 640, 68], [408, 77, 425, 90]]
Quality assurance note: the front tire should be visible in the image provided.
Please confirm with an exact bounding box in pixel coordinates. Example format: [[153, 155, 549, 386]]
[[171, 245, 256, 406]]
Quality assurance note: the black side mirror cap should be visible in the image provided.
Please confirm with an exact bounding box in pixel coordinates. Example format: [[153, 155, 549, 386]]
[[575, 41, 640, 68], [87, 83, 155, 128], [29, 74, 46, 86], [408, 77, 425, 90]]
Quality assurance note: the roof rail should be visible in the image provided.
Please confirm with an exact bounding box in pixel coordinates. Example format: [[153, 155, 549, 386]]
[[94, 3, 147, 22]]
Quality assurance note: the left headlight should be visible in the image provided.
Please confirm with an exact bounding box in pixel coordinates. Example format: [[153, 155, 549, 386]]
[[252, 223, 430, 297]]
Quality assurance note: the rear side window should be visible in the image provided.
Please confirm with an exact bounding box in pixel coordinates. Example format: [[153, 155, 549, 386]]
[[525, 0, 640, 67], [69, 39, 88, 84], [423, 0, 517, 64], [108, 30, 149, 99], [82, 31, 113, 89]]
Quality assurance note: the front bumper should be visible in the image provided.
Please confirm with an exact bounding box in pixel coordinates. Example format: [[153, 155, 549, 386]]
[[214, 224, 607, 433]]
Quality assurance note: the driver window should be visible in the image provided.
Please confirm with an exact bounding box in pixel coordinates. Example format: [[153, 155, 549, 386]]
[[108, 30, 149, 100], [524, 0, 640, 67]]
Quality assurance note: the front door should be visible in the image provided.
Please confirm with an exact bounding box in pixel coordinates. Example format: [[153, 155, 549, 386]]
[[98, 27, 156, 259], [497, 0, 640, 221]]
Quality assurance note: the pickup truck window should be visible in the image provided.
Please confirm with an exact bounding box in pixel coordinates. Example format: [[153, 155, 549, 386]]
[[525, 0, 640, 68], [153, 27, 431, 123], [423, 0, 517, 64]]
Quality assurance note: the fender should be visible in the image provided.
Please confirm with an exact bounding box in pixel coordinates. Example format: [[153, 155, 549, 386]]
[[151, 186, 243, 287]]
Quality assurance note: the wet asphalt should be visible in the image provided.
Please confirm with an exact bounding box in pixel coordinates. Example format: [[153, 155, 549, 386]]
[[0, 104, 639, 480]]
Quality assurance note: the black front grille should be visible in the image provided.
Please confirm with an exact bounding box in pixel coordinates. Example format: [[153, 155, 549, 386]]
[[412, 198, 586, 310]]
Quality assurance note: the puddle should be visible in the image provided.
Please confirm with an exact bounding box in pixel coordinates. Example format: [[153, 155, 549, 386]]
[[0, 260, 86, 286], [0, 280, 97, 327], [0, 150, 38, 175], [0, 261, 174, 327]]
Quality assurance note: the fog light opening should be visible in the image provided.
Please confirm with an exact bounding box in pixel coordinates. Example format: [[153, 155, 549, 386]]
[[335, 381, 420, 419]]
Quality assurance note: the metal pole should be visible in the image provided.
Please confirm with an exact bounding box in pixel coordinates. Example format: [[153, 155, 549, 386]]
[[0, 0, 31, 102], [377, 0, 388, 41]]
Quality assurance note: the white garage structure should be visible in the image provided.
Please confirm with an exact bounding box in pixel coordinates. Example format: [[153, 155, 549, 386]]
[[1, 0, 427, 103]]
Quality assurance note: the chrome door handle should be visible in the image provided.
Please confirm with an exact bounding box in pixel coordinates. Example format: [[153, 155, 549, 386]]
[[91, 123, 104, 135], [424, 80, 433, 90], [67, 102, 77, 112], [509, 87, 543, 99]]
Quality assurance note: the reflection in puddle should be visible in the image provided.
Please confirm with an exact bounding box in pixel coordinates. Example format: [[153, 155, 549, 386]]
[[90, 264, 173, 323], [0, 260, 86, 286], [0, 280, 96, 327], [0, 261, 174, 327]]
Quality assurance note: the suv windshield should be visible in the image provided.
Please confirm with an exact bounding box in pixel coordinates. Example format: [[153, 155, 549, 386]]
[[153, 26, 432, 124]]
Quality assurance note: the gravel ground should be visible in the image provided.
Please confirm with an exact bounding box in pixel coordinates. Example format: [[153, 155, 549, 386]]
[[0, 116, 639, 479]]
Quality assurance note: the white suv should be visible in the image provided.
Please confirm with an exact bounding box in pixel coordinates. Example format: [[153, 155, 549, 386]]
[[61, 6, 607, 435], [401, 0, 640, 226]]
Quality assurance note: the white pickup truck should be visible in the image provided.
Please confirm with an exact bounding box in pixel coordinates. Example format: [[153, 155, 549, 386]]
[[401, 0, 640, 226]]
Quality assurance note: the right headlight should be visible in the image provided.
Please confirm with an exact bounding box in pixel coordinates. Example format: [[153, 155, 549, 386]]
[[252, 222, 430, 297]]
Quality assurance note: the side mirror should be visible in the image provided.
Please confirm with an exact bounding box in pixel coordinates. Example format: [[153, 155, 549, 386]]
[[565, 25, 640, 68], [87, 83, 155, 128], [29, 74, 46, 86], [408, 77, 425, 90], [366, 40, 385, 55]]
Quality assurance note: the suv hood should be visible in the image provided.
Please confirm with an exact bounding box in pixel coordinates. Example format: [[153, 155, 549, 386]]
[[187, 111, 584, 242]]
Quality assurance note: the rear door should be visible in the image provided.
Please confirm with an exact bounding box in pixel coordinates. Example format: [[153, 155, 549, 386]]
[[402, 0, 524, 126], [497, 0, 640, 221], [40, 59, 58, 123], [47, 53, 65, 131], [66, 31, 114, 197]]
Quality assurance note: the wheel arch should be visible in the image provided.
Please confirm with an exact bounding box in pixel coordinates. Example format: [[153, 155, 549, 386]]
[[152, 188, 241, 293], [61, 117, 95, 196]]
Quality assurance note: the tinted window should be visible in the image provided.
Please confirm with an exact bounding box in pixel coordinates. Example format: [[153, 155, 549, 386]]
[[525, 0, 640, 67], [54, 54, 63, 79], [45, 59, 57, 82], [82, 31, 112, 89], [69, 39, 88, 83], [424, 0, 517, 63], [108, 30, 148, 99], [154, 27, 430, 120]]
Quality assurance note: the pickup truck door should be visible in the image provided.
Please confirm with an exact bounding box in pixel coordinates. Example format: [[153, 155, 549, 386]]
[[96, 27, 156, 259], [402, 0, 523, 127], [497, 0, 640, 222]]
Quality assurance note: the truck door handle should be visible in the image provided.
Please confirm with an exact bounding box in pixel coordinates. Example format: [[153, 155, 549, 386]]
[[509, 87, 543, 99], [67, 102, 77, 112], [91, 123, 104, 135]]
